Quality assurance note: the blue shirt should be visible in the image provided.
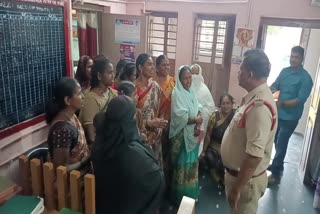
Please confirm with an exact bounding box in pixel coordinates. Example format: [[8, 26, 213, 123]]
[[271, 66, 313, 121]]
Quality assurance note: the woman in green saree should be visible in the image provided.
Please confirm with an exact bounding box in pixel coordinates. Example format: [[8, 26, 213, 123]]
[[169, 65, 203, 205]]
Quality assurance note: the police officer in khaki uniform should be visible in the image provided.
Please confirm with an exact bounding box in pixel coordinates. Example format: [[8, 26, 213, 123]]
[[221, 49, 277, 214]]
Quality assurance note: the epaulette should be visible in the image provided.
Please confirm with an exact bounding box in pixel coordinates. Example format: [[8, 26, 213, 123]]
[[238, 98, 277, 130], [252, 98, 264, 107]]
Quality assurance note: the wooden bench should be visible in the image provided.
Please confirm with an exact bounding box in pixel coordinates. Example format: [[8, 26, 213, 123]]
[[19, 155, 95, 214]]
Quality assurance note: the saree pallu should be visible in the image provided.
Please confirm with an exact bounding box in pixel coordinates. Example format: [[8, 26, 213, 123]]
[[48, 115, 90, 170], [136, 81, 163, 167], [158, 77, 175, 185], [68, 115, 93, 174], [202, 110, 235, 184], [48, 116, 91, 210], [158, 76, 175, 121], [170, 130, 199, 205]]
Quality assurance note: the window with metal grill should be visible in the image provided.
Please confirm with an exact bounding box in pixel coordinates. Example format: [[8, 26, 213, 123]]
[[147, 12, 178, 60], [193, 17, 227, 64]]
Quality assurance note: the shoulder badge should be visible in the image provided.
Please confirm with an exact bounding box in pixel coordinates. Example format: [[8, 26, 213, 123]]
[[252, 98, 264, 107]]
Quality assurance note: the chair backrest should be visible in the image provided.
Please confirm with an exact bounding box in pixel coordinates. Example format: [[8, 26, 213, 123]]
[[19, 155, 95, 214]]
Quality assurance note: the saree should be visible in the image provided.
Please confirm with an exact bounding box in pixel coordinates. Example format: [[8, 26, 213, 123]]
[[156, 76, 176, 187], [170, 130, 199, 205], [191, 64, 216, 155], [169, 66, 202, 205], [136, 80, 163, 167], [201, 110, 235, 184], [48, 115, 91, 209], [48, 114, 90, 174], [158, 76, 175, 121]]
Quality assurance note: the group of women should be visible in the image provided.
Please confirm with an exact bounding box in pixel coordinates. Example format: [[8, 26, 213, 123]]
[[45, 52, 236, 213]]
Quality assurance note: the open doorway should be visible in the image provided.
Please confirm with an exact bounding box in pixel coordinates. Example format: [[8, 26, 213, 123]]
[[264, 26, 302, 85], [256, 18, 320, 213], [263, 24, 306, 181], [257, 18, 320, 136]]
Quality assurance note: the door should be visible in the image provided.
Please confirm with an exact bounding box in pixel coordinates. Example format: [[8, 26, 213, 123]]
[[257, 17, 320, 49], [147, 12, 178, 76], [299, 57, 320, 183], [256, 18, 320, 136], [192, 15, 235, 103]]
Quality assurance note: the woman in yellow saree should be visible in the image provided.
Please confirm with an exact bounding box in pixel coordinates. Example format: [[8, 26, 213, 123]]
[[154, 55, 175, 121], [153, 55, 175, 187]]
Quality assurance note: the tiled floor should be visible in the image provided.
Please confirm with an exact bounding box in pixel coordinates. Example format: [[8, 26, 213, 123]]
[[161, 133, 320, 214]]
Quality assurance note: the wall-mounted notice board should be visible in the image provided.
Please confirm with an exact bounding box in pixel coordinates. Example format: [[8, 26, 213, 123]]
[[0, 0, 71, 140]]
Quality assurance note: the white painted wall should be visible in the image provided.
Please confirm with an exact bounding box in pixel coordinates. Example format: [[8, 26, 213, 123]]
[[126, 0, 320, 105]]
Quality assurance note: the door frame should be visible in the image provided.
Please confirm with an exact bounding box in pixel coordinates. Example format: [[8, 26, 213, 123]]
[[146, 11, 178, 76], [256, 17, 320, 183], [299, 59, 320, 183], [191, 14, 236, 102], [256, 17, 320, 49]]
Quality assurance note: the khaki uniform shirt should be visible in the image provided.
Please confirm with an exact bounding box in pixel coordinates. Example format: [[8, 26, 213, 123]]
[[79, 87, 117, 126], [221, 83, 278, 175]]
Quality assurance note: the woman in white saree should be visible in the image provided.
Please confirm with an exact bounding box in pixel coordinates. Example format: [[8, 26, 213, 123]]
[[190, 64, 216, 156]]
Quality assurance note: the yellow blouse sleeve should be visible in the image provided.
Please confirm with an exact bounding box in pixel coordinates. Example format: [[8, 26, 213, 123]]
[[79, 94, 99, 126], [208, 111, 217, 129]]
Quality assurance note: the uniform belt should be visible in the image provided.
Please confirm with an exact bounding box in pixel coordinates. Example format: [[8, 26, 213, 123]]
[[225, 167, 266, 178]]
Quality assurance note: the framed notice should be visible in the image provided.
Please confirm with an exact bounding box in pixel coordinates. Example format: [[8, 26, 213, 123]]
[[115, 18, 140, 44]]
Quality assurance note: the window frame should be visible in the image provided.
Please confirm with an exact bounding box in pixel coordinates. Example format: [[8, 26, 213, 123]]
[[193, 15, 231, 64], [147, 12, 178, 60]]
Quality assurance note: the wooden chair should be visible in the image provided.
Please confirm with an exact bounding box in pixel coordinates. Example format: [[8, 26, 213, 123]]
[[19, 155, 95, 214], [177, 196, 196, 214]]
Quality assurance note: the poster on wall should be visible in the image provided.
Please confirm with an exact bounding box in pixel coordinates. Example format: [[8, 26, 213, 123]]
[[120, 44, 135, 62], [115, 19, 140, 44], [232, 28, 254, 64]]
